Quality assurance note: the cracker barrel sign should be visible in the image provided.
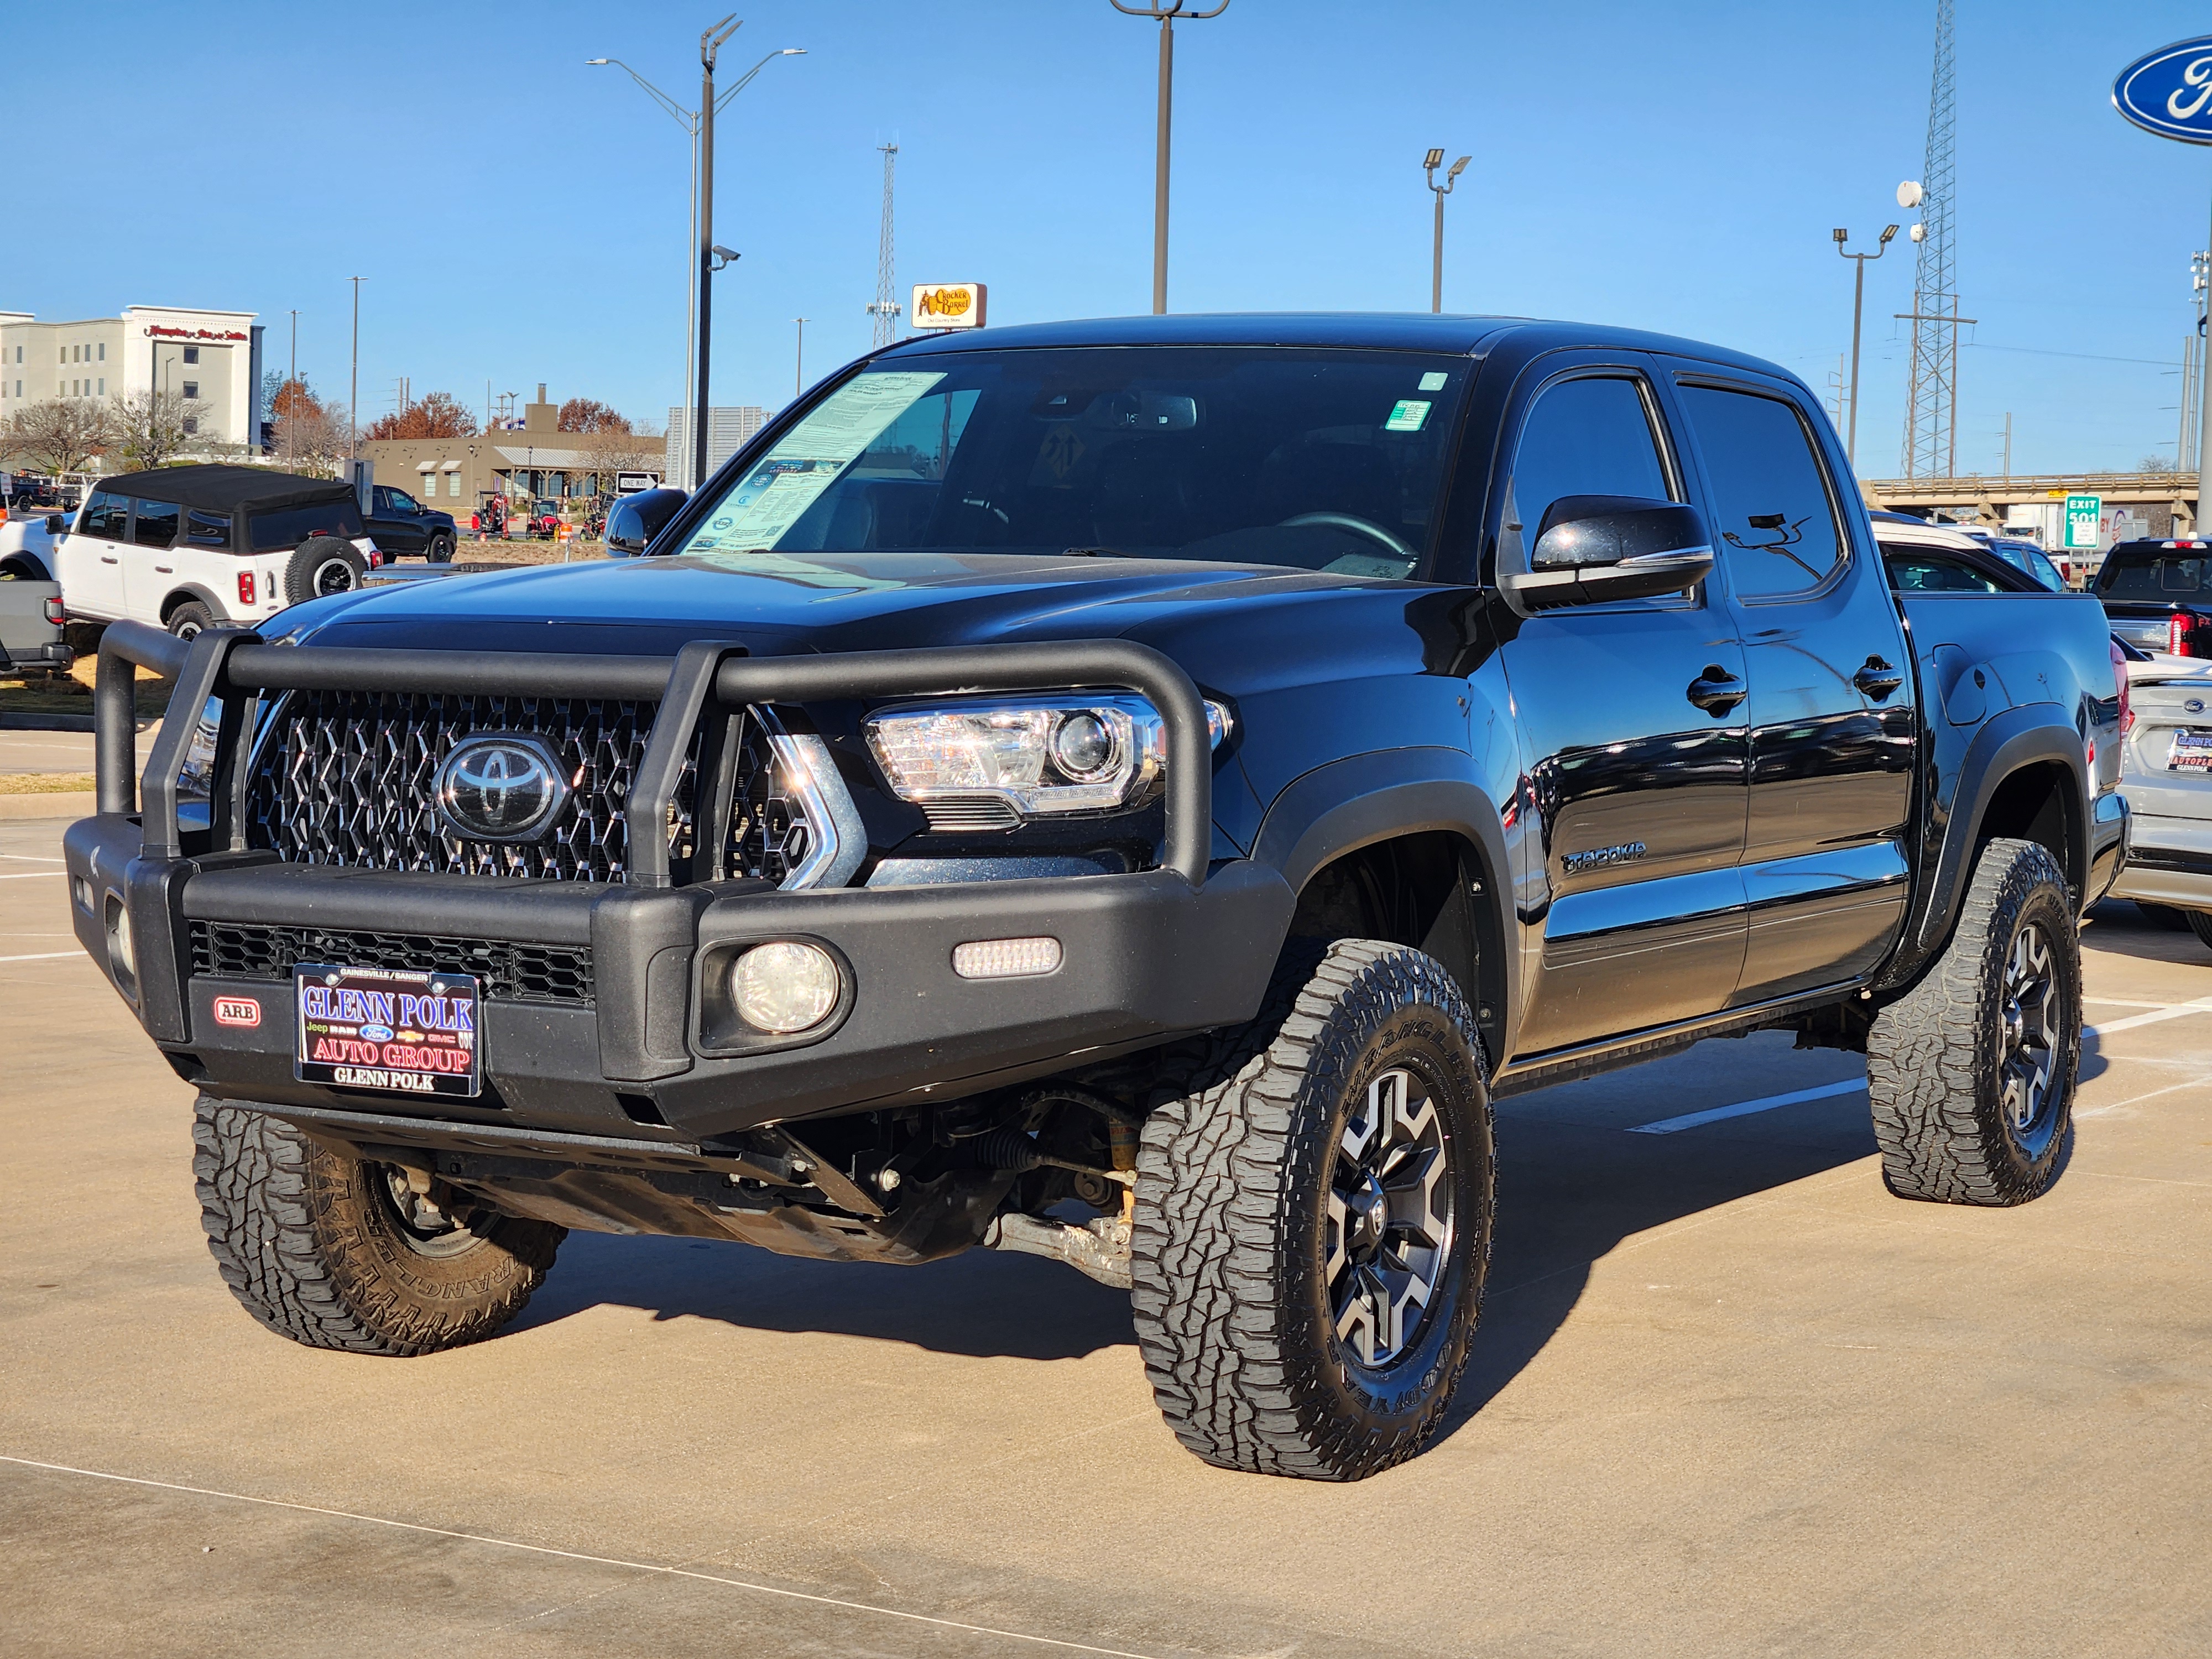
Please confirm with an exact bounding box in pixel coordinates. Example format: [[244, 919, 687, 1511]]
[[911, 282, 988, 330]]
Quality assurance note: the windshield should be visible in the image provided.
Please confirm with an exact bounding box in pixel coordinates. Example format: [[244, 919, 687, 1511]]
[[672, 347, 1472, 578], [2100, 551, 2207, 601]]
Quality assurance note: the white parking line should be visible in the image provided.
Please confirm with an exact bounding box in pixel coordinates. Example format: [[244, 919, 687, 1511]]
[[2085, 999, 2212, 1038], [0, 855, 67, 863], [1629, 1078, 1866, 1134], [0, 870, 65, 880], [0, 952, 84, 963], [0, 1456, 1164, 1659]]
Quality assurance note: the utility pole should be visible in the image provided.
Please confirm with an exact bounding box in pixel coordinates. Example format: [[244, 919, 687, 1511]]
[[1901, 0, 1960, 478], [1110, 1, 1230, 315], [794, 318, 808, 398], [2002, 411, 2012, 478], [693, 15, 739, 490], [348, 276, 363, 467], [867, 143, 901, 346], [1423, 148, 1470, 313], [1833, 223, 1897, 467]]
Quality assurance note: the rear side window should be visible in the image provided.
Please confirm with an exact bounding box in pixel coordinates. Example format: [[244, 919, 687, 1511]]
[[249, 499, 366, 550], [2100, 554, 2206, 600], [1509, 375, 1673, 540], [132, 498, 179, 549], [80, 489, 128, 538], [187, 509, 231, 549], [1882, 548, 2005, 593], [1678, 386, 1844, 600]]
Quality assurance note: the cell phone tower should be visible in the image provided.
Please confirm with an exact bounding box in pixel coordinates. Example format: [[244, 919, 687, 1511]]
[[1900, 0, 1960, 479], [866, 142, 901, 347]]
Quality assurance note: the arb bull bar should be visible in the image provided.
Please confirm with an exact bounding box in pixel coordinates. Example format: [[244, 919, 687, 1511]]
[[69, 619, 1293, 1162]]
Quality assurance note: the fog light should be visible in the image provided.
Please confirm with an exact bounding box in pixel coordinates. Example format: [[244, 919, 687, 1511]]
[[103, 893, 137, 993], [952, 936, 1063, 979], [731, 941, 839, 1033]]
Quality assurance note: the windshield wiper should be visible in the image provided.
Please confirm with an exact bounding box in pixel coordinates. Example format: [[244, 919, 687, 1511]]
[[1060, 546, 1139, 558]]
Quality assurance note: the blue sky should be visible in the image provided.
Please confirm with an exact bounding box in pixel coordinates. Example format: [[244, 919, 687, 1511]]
[[9, 1, 2211, 477]]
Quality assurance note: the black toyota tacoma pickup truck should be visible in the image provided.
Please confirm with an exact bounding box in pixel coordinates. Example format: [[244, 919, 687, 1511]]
[[69, 315, 2127, 1480]]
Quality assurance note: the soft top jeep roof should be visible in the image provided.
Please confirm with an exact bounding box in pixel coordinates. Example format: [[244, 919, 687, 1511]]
[[91, 463, 354, 516]]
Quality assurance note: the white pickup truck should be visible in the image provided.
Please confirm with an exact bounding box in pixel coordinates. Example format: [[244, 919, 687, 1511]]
[[2, 464, 381, 639]]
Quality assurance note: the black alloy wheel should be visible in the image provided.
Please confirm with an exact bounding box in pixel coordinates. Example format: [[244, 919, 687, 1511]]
[[1327, 1066, 1455, 1367]]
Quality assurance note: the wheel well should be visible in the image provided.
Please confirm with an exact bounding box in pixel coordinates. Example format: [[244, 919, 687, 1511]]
[[1975, 761, 2079, 894], [0, 554, 50, 580], [1287, 830, 1505, 1064], [160, 588, 211, 623]]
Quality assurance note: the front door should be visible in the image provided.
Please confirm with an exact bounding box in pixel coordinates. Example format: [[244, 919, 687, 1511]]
[[1662, 369, 1917, 1004], [1493, 361, 1752, 1056], [119, 495, 182, 624], [57, 487, 131, 618]]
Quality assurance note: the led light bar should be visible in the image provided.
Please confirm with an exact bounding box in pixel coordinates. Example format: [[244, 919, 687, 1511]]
[[951, 936, 1064, 979]]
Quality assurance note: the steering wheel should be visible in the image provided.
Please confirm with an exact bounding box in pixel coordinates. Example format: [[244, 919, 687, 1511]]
[[1279, 512, 1416, 563]]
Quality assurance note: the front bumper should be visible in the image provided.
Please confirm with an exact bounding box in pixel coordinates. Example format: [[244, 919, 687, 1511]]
[[69, 622, 1291, 1151]]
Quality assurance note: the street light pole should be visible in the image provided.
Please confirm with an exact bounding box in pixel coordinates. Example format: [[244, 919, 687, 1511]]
[[794, 317, 808, 398], [348, 275, 363, 469], [288, 309, 298, 467], [588, 35, 802, 491], [1832, 224, 1897, 467], [1110, 1, 1230, 315], [1422, 148, 1470, 314]]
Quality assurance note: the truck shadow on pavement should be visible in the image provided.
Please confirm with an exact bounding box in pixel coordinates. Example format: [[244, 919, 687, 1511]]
[[514, 1032, 1896, 1420]]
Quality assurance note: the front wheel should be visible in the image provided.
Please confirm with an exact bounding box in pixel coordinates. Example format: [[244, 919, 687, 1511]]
[[1866, 837, 2081, 1206], [1131, 940, 1494, 1480], [192, 1098, 564, 1354], [426, 531, 455, 565]]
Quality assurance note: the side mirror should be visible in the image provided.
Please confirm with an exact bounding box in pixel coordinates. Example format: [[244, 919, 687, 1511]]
[[45, 514, 65, 535], [603, 487, 688, 557], [1500, 495, 1714, 609]]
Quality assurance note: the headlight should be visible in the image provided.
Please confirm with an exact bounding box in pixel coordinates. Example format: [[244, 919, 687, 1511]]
[[864, 695, 1232, 821]]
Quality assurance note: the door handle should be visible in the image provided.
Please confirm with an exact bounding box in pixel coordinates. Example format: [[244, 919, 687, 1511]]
[[1686, 665, 1746, 715], [100, 555, 118, 565], [154, 564, 173, 573], [1854, 656, 1905, 700]]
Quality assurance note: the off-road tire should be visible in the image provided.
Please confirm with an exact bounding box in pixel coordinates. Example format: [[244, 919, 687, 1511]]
[[426, 531, 455, 565], [1131, 940, 1495, 1480], [166, 600, 215, 640], [192, 1097, 564, 1354], [2184, 911, 2212, 954], [1866, 837, 2080, 1206], [284, 535, 364, 604]]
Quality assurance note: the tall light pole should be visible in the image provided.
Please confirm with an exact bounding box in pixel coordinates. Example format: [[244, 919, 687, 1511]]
[[1110, 0, 1230, 315], [588, 32, 802, 489], [287, 309, 298, 467], [1832, 224, 1897, 467], [793, 317, 808, 398], [348, 276, 364, 468], [1423, 148, 1469, 313]]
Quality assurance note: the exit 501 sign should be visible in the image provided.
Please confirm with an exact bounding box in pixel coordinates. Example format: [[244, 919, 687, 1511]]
[[2063, 493, 2103, 552]]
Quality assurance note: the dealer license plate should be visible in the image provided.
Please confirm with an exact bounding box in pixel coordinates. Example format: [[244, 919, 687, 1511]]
[[2168, 728, 2212, 774], [294, 963, 481, 1098]]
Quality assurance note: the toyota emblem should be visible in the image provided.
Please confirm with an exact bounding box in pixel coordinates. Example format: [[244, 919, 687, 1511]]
[[434, 734, 570, 842]]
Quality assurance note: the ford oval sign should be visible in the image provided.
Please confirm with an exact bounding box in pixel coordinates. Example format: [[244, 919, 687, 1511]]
[[434, 734, 570, 842], [2114, 36, 2212, 144]]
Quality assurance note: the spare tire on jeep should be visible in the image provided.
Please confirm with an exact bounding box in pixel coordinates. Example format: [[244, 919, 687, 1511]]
[[285, 535, 364, 604]]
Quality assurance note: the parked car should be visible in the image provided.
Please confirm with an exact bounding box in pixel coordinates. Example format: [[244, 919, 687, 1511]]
[[69, 314, 2126, 1481], [2094, 537, 2212, 658], [0, 509, 66, 580], [1872, 513, 2056, 594], [366, 483, 459, 564], [32, 464, 382, 639], [2109, 645, 2212, 946], [0, 564, 70, 676]]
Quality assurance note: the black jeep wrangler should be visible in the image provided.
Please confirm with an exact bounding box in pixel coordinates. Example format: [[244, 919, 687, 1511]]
[[70, 315, 2127, 1479]]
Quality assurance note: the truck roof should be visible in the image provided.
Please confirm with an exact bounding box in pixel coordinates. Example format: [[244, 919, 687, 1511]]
[[876, 312, 1791, 379]]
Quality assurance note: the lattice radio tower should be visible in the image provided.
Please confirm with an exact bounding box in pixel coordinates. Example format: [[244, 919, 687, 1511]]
[[866, 142, 901, 347], [1900, 0, 1962, 478]]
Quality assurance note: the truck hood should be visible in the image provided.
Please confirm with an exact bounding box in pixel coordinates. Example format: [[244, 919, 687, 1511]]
[[284, 549, 1412, 657]]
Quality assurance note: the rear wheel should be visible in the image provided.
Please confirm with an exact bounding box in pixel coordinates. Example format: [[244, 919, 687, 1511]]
[[284, 535, 364, 604], [166, 600, 215, 641], [2187, 911, 2212, 954], [1866, 837, 2080, 1206], [426, 531, 455, 565], [1131, 940, 1494, 1479], [192, 1097, 564, 1354]]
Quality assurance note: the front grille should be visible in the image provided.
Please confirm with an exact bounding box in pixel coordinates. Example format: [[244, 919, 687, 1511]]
[[190, 921, 593, 1004], [244, 690, 814, 885]]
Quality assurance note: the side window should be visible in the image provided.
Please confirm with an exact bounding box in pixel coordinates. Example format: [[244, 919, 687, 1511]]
[[1881, 547, 2002, 593], [186, 510, 231, 550], [1507, 375, 1672, 544], [372, 486, 391, 512], [1677, 385, 1844, 600], [132, 499, 180, 549], [80, 489, 128, 539]]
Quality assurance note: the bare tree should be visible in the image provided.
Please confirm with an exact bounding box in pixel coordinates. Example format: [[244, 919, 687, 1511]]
[[112, 389, 200, 472], [4, 397, 112, 477], [270, 379, 352, 478]]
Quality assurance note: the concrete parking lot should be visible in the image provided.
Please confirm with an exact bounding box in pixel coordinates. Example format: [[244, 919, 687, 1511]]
[[4, 807, 2210, 1657]]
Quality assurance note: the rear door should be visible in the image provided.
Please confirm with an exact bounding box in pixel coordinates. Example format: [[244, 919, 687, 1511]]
[[1491, 354, 1752, 1055], [1662, 366, 1917, 1004], [56, 488, 131, 618]]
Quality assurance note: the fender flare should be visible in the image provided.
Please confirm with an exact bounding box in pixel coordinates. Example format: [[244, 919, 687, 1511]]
[[1907, 703, 2088, 961], [1251, 745, 1516, 1059], [160, 583, 228, 625], [0, 551, 53, 581]]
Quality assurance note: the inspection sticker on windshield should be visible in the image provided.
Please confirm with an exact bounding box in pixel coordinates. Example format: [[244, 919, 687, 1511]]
[[295, 963, 481, 1098], [2169, 728, 2212, 773], [1384, 399, 1432, 432], [1418, 371, 1449, 391]]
